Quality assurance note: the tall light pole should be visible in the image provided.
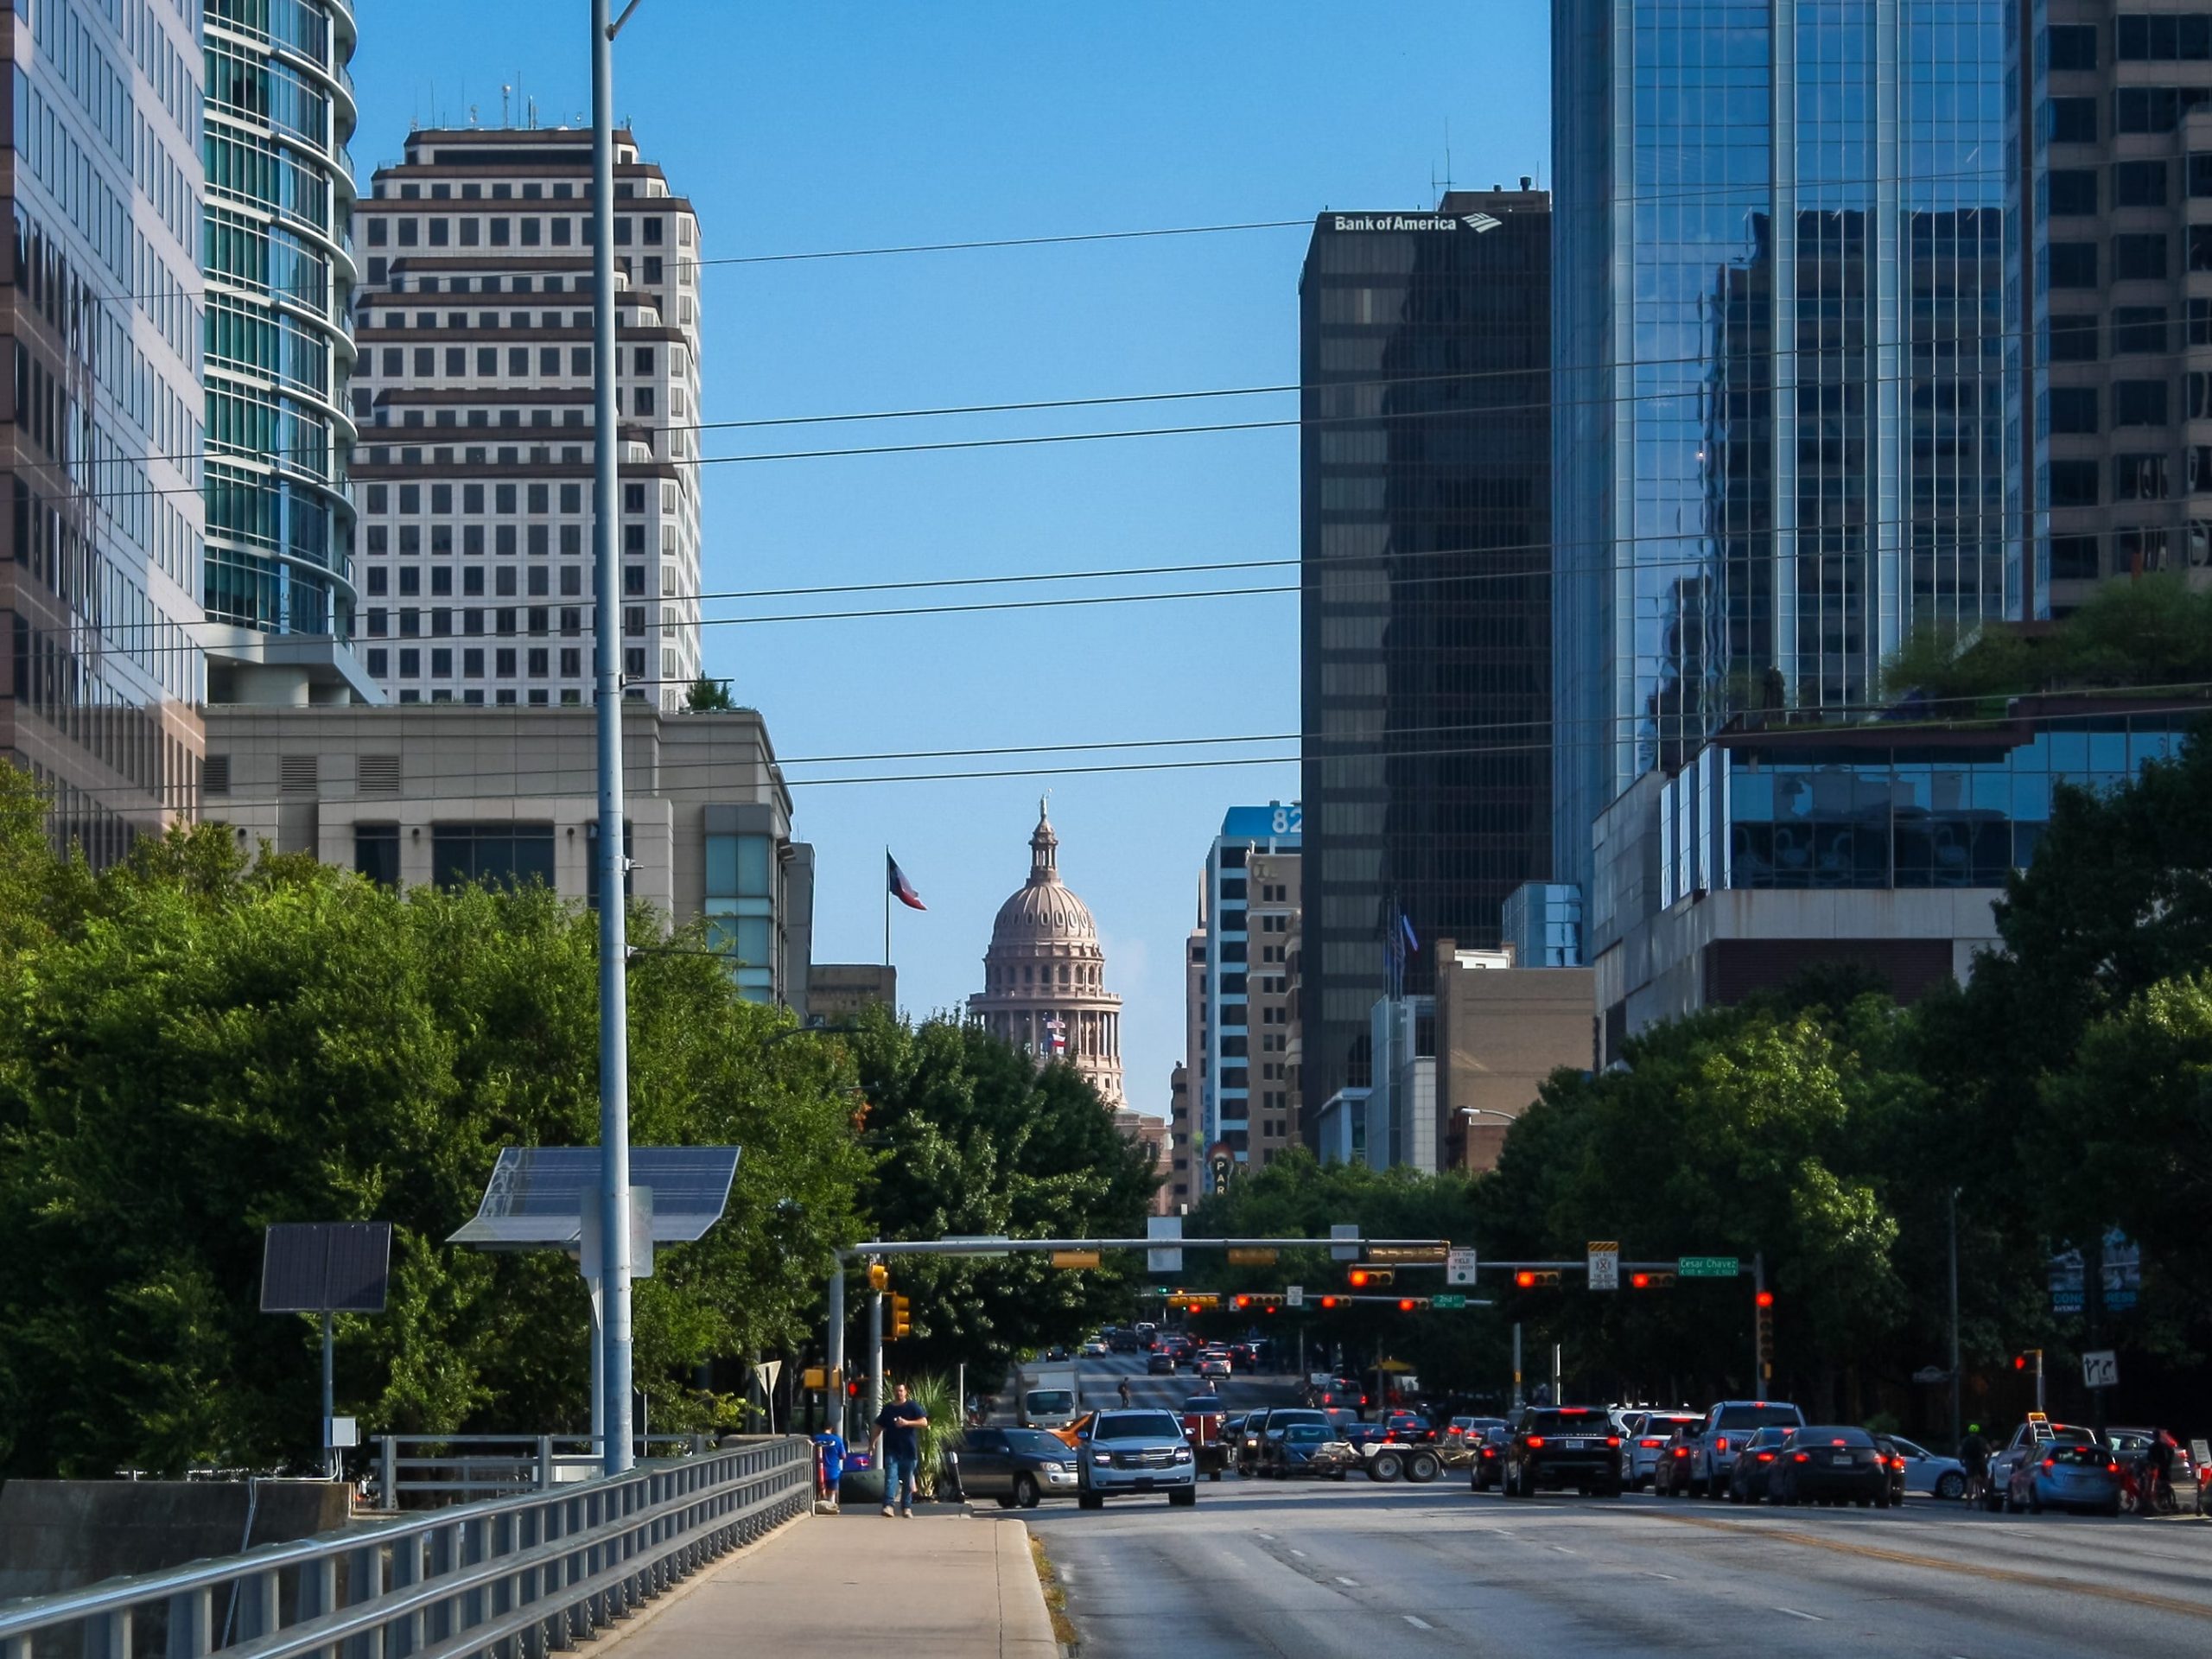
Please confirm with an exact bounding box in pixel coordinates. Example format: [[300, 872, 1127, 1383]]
[[592, 0, 647, 1477], [1948, 1186, 1962, 1452]]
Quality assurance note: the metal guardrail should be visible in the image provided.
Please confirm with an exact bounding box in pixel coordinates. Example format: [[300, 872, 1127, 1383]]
[[0, 1437, 812, 1659], [372, 1437, 713, 1508]]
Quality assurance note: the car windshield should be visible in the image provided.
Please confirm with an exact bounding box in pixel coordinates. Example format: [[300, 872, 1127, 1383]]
[[1004, 1430, 1068, 1457], [1525, 1408, 1605, 1433], [1026, 1390, 1074, 1415], [1093, 1412, 1182, 1442], [1284, 1426, 1328, 1443], [1184, 1396, 1224, 1412], [1890, 1438, 1929, 1458], [1716, 1404, 1804, 1430], [1793, 1427, 1875, 1447], [1749, 1427, 1791, 1447]]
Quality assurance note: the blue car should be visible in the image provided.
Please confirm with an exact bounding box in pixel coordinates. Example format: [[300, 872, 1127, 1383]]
[[2005, 1439, 2122, 1516]]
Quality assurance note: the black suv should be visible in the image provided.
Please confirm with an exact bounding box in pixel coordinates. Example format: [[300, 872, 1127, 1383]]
[[1237, 1407, 1331, 1477], [1502, 1406, 1623, 1498]]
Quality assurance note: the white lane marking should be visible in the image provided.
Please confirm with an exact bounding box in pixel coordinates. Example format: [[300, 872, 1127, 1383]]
[[1255, 1531, 1274, 1541], [1774, 1607, 1824, 1622], [1336, 1575, 1360, 1587], [1403, 1615, 1433, 1630], [1640, 1571, 1678, 1581], [1549, 1546, 1576, 1555], [1290, 1548, 1307, 1558]]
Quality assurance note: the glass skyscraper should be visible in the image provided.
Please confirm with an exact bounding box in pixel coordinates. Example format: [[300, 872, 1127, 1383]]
[[1552, 0, 2011, 902], [201, 0, 372, 702], [1299, 188, 1553, 1126]]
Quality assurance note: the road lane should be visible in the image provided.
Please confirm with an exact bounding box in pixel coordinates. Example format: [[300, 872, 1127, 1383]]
[[1026, 1474, 2212, 1656]]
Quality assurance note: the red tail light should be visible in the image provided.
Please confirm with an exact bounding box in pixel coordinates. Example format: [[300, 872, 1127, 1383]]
[[1606, 1436, 1622, 1448], [1792, 1452, 1810, 1463], [2043, 1458, 2056, 1472], [1715, 1437, 1731, 1453], [1526, 1436, 1546, 1448], [1755, 1452, 1774, 1463], [1639, 1438, 1663, 1448], [2107, 1460, 2120, 1473]]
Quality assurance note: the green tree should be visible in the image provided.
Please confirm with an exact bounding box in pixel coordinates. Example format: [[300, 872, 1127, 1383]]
[[845, 1013, 1160, 1384], [682, 677, 737, 711], [0, 809, 868, 1477]]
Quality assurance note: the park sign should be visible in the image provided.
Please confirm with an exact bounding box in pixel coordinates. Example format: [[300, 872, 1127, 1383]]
[[1678, 1255, 1739, 1278]]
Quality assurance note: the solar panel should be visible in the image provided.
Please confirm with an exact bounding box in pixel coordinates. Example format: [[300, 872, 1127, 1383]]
[[447, 1146, 741, 1250], [261, 1222, 394, 1313]]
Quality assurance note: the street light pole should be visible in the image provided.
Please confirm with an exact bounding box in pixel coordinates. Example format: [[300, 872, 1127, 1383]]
[[591, 0, 635, 1476], [1948, 1186, 1962, 1451]]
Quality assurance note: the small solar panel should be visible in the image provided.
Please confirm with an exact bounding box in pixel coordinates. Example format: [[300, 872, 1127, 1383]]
[[261, 1222, 394, 1313], [447, 1146, 741, 1251]]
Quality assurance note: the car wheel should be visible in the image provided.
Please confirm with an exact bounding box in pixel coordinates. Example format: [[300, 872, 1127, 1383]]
[[1726, 1480, 1742, 1504], [1599, 1480, 1623, 1498], [1077, 1493, 1104, 1511], [1169, 1487, 1197, 1509], [995, 1495, 1018, 1510], [1370, 1451, 1404, 1483], [2102, 1499, 2122, 1518], [1408, 1452, 1442, 1484], [1014, 1474, 1040, 1510], [1936, 1471, 1965, 1502]]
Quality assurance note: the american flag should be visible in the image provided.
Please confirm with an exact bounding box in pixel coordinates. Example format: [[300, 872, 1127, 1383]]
[[1045, 1015, 1068, 1056]]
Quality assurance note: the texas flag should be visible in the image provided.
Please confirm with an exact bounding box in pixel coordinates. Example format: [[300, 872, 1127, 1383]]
[[887, 852, 926, 912]]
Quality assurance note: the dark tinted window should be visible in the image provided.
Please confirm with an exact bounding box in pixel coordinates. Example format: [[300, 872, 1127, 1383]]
[[2046, 22, 2097, 69], [2044, 1443, 2111, 1465], [2050, 535, 2101, 579], [1714, 1404, 1805, 1430], [2046, 169, 2097, 215], [1003, 1430, 1066, 1456], [2049, 315, 2099, 359], [1526, 1408, 1605, 1433], [962, 1429, 1007, 1453], [2046, 96, 2097, 142], [2117, 160, 2169, 206], [2048, 241, 2098, 288], [2049, 387, 2099, 434], [432, 823, 554, 889], [1793, 1426, 1875, 1447]]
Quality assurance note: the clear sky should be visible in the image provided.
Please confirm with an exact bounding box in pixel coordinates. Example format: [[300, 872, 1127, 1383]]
[[351, 1, 1552, 1122]]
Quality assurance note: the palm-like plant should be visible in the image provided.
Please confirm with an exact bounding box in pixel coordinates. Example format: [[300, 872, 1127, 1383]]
[[903, 1372, 959, 1499]]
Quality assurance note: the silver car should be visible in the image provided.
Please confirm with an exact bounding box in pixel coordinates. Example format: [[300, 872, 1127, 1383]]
[[1885, 1435, 1967, 1500], [1077, 1408, 1198, 1509]]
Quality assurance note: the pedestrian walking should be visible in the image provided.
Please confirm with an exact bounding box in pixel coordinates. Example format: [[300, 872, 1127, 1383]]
[[870, 1382, 928, 1518], [1118, 1378, 1133, 1408], [1960, 1424, 1991, 1505]]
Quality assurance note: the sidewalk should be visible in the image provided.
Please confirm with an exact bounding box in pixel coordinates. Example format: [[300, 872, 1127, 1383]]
[[603, 1505, 1057, 1659]]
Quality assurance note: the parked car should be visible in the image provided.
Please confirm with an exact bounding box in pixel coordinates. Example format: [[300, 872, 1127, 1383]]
[[1725, 1426, 1795, 1504], [1259, 1422, 1354, 1480], [1984, 1419, 2099, 1512], [1651, 1428, 1699, 1497], [1621, 1411, 1705, 1490], [1765, 1426, 1892, 1509], [1882, 1436, 1967, 1500], [2005, 1438, 2122, 1516], [950, 1426, 1080, 1509], [1075, 1409, 1198, 1509], [1502, 1406, 1623, 1498], [1690, 1401, 1807, 1497], [1468, 1425, 1510, 1492]]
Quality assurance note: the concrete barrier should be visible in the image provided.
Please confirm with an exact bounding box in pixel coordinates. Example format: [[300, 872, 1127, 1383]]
[[0, 1479, 353, 1600]]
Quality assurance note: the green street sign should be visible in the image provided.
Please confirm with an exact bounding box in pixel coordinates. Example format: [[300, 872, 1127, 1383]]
[[1678, 1255, 1739, 1278], [1432, 1294, 1468, 1310]]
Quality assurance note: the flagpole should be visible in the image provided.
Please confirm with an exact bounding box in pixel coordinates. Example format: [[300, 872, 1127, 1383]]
[[884, 846, 892, 969]]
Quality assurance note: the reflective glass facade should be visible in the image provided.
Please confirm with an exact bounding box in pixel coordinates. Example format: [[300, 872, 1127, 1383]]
[[1553, 1, 2012, 902], [201, 0, 359, 648], [1299, 191, 1552, 1122], [1656, 710, 2195, 898]]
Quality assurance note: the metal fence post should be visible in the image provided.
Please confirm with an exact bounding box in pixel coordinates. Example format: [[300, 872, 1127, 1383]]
[[537, 1437, 555, 1491], [378, 1438, 397, 1510], [163, 1588, 213, 1659]]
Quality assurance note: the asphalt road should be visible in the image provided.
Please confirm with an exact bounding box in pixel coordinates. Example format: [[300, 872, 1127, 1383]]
[[1028, 1363, 2212, 1656]]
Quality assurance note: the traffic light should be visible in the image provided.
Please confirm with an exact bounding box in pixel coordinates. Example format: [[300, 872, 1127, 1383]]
[[891, 1294, 912, 1340], [1234, 1294, 1252, 1311], [2014, 1349, 2042, 1372], [1630, 1271, 1677, 1290], [1754, 1289, 1775, 1309], [1755, 1294, 1775, 1378], [867, 1262, 889, 1292], [1319, 1295, 1339, 1310], [1397, 1298, 1416, 1313], [1348, 1268, 1395, 1289], [1514, 1270, 1561, 1289]]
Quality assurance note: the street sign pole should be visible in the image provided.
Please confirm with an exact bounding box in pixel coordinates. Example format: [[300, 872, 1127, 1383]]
[[1511, 1322, 1522, 1410], [1751, 1253, 1765, 1389]]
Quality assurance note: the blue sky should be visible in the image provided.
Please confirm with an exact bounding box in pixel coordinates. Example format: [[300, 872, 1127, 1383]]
[[352, 1, 1551, 1119]]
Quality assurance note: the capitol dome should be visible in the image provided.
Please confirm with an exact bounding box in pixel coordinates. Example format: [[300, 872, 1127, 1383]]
[[969, 801, 1123, 1106]]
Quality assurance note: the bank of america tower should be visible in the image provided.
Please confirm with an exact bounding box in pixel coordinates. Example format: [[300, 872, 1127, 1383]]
[[1551, 1, 2012, 901]]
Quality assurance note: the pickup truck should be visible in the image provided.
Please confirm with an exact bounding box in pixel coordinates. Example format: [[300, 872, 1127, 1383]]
[[1181, 1393, 1230, 1479]]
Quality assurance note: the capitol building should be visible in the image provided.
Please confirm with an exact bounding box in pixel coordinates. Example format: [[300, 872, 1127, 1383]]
[[969, 802, 1125, 1107]]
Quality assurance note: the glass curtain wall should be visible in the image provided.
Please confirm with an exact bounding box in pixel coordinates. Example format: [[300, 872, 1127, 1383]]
[[1552, 0, 2009, 901]]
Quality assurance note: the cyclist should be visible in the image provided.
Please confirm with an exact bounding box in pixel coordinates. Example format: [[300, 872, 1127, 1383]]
[[1960, 1424, 1991, 1506], [2144, 1429, 2178, 1515]]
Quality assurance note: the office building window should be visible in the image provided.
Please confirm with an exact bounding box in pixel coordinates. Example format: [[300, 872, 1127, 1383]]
[[2047, 242, 2098, 287], [2113, 307, 2170, 354], [2050, 315, 2099, 360], [2046, 23, 2098, 68], [356, 826, 401, 888], [2116, 160, 2169, 206], [431, 823, 555, 891], [2050, 459, 2101, 506], [2114, 453, 2171, 499], [2113, 233, 2167, 279], [2113, 380, 2170, 426], [2046, 169, 2097, 215], [2049, 387, 2099, 434], [2049, 535, 2101, 580], [2116, 14, 2212, 60], [705, 830, 778, 1001], [2046, 96, 2097, 142]]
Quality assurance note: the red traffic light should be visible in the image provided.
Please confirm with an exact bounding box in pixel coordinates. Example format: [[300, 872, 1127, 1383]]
[[1320, 1295, 1338, 1309], [1234, 1294, 1251, 1310], [1515, 1270, 1537, 1289], [2014, 1353, 2028, 1371], [1630, 1273, 1649, 1289], [1754, 1290, 1775, 1309], [1397, 1298, 1415, 1313]]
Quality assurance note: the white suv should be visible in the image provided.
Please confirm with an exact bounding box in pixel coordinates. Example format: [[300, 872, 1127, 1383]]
[[1077, 1409, 1198, 1509]]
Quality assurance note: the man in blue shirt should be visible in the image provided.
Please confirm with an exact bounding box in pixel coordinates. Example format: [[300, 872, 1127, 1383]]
[[870, 1382, 929, 1517]]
